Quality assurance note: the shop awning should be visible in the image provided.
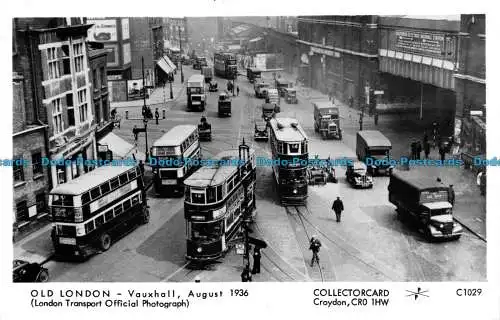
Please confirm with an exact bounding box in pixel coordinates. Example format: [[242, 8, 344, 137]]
[[157, 56, 177, 74], [249, 37, 263, 42], [98, 132, 146, 162]]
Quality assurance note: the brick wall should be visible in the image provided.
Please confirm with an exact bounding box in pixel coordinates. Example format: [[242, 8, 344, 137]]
[[130, 18, 154, 80], [13, 76, 26, 132]]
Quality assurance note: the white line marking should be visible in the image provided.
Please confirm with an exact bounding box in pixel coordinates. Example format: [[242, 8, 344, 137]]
[[161, 261, 190, 282]]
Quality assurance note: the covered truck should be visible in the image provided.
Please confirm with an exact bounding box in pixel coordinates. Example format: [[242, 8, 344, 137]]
[[388, 171, 462, 240], [202, 66, 213, 83], [356, 130, 393, 175], [313, 100, 341, 140]]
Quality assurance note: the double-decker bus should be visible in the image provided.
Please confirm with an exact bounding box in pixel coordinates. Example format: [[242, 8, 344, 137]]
[[150, 125, 201, 196], [49, 165, 149, 259], [269, 118, 309, 205], [183, 142, 256, 260], [214, 52, 237, 79]]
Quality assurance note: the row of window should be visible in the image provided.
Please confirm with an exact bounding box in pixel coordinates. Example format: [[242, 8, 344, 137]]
[[46, 43, 85, 80], [270, 135, 308, 154], [186, 169, 244, 205], [84, 193, 141, 235], [52, 88, 89, 135], [181, 132, 198, 154], [13, 152, 44, 183], [81, 168, 139, 205], [15, 194, 46, 222]]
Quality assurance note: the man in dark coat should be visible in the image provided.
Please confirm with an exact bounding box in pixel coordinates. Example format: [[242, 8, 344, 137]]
[[416, 141, 422, 160], [332, 197, 344, 222], [155, 108, 160, 125], [448, 184, 455, 206], [424, 140, 431, 159], [251, 247, 261, 274], [309, 236, 321, 267], [439, 144, 446, 161]]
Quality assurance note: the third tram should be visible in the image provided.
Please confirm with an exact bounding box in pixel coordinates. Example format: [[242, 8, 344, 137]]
[[269, 118, 309, 205], [183, 142, 256, 260], [150, 125, 201, 196]]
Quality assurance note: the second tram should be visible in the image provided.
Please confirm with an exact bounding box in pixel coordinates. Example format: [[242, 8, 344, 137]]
[[269, 118, 309, 205], [214, 52, 238, 79], [150, 125, 201, 196], [183, 142, 256, 260]]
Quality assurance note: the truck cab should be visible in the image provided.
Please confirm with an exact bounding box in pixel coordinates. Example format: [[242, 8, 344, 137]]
[[356, 130, 393, 175], [254, 81, 270, 98], [388, 171, 462, 241], [313, 100, 342, 140]]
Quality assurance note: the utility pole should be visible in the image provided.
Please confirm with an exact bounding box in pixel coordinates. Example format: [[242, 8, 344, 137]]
[[142, 57, 150, 160], [179, 27, 184, 84]]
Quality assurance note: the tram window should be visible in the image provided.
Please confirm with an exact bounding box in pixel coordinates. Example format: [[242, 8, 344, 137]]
[[207, 187, 216, 203], [100, 182, 111, 195], [191, 191, 205, 204], [123, 199, 132, 210], [114, 204, 123, 216], [104, 210, 113, 222], [277, 142, 284, 154], [95, 215, 104, 228], [119, 173, 128, 185], [191, 221, 222, 242], [301, 141, 308, 153], [81, 192, 90, 204], [52, 194, 74, 206], [90, 187, 101, 200], [110, 178, 120, 189], [289, 143, 299, 153], [216, 185, 223, 201], [85, 221, 95, 234], [128, 169, 137, 180], [131, 195, 139, 205]]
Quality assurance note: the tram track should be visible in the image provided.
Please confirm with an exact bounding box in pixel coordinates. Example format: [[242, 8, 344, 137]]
[[293, 205, 399, 281]]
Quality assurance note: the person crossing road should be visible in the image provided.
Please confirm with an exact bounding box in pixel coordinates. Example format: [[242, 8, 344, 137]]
[[309, 236, 321, 267]]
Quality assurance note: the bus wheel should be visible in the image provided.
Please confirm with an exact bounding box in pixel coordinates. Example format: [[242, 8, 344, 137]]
[[99, 233, 112, 251], [36, 269, 49, 282]]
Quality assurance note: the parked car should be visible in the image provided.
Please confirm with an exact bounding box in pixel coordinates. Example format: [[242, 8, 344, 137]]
[[13, 259, 49, 282]]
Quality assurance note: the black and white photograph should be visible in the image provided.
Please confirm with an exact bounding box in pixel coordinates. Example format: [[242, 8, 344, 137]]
[[9, 13, 490, 285]]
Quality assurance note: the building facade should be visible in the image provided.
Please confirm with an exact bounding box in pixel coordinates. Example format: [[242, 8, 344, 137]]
[[164, 17, 188, 53], [13, 18, 98, 235], [297, 16, 379, 107], [454, 14, 485, 155], [87, 17, 132, 81], [129, 18, 163, 84]]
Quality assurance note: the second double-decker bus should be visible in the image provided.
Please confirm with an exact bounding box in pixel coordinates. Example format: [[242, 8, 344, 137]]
[[150, 125, 201, 196], [49, 165, 149, 259], [183, 142, 256, 260], [269, 118, 309, 205], [214, 52, 237, 79]]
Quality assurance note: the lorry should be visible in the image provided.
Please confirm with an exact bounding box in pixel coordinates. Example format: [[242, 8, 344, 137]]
[[187, 75, 206, 111], [388, 171, 462, 241], [276, 79, 293, 97], [218, 91, 231, 117], [313, 100, 342, 140], [356, 130, 393, 175], [202, 66, 213, 83], [266, 88, 280, 112], [254, 81, 270, 98]]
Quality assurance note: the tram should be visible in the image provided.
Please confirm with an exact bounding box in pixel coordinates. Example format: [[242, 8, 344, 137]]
[[183, 141, 256, 260], [269, 118, 309, 205]]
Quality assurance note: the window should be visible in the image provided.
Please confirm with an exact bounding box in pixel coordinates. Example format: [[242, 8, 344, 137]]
[[289, 143, 299, 153], [301, 141, 308, 153], [131, 195, 139, 206], [104, 210, 113, 222], [227, 178, 234, 192], [16, 201, 28, 222], [216, 185, 223, 202], [66, 93, 75, 127], [90, 187, 101, 200], [95, 215, 104, 227], [61, 45, 71, 75], [52, 98, 63, 134], [100, 182, 111, 195], [77, 89, 88, 122], [119, 173, 128, 185], [47, 47, 60, 80], [51, 194, 74, 206], [191, 221, 222, 242], [128, 169, 137, 180], [110, 178, 119, 189], [73, 43, 84, 73], [81, 192, 90, 204], [114, 204, 123, 216], [13, 158, 24, 182], [85, 220, 95, 233], [234, 173, 240, 185], [207, 187, 216, 203], [277, 142, 284, 154], [36, 193, 46, 214], [191, 191, 205, 204], [31, 152, 43, 176], [123, 199, 131, 210]]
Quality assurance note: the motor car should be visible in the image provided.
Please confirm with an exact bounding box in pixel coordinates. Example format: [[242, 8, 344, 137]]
[[254, 121, 269, 141], [346, 161, 373, 188], [13, 259, 49, 282]]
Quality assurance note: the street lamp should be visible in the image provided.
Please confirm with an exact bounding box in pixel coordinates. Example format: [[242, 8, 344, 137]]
[[179, 26, 184, 83], [142, 57, 150, 160]]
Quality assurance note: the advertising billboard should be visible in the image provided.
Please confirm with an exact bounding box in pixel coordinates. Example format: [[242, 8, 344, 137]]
[[121, 18, 130, 40], [123, 43, 131, 64], [87, 18, 118, 42]]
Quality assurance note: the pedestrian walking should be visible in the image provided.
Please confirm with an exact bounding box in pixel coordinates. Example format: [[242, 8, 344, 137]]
[[155, 108, 160, 125], [348, 96, 354, 109], [309, 236, 321, 267], [241, 266, 252, 282], [424, 140, 430, 159], [448, 184, 455, 206], [237, 86, 240, 96], [332, 196, 344, 222], [133, 125, 138, 142], [251, 247, 261, 274], [477, 169, 486, 196], [410, 141, 416, 160], [374, 112, 379, 126], [416, 141, 422, 160], [439, 144, 446, 161]]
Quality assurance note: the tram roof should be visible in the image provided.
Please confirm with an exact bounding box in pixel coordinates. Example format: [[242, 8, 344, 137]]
[[269, 118, 308, 142], [153, 125, 197, 147], [50, 165, 136, 195], [184, 148, 255, 188]]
